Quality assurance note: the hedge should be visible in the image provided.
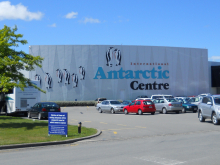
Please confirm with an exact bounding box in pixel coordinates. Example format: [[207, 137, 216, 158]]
[[51, 101, 96, 107], [45, 100, 123, 107]]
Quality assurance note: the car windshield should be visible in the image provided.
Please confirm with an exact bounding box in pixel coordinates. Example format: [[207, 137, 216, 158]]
[[153, 96, 163, 99], [214, 97, 220, 105], [166, 99, 177, 102], [164, 96, 174, 99], [110, 101, 121, 104], [99, 98, 107, 101], [183, 100, 189, 104], [189, 97, 200, 103], [42, 103, 59, 108]]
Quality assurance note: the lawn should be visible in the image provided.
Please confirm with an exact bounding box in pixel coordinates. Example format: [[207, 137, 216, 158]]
[[0, 116, 97, 146]]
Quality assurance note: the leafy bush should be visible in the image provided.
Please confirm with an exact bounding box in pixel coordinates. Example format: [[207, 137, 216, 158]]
[[49, 101, 96, 107], [45, 100, 123, 107]]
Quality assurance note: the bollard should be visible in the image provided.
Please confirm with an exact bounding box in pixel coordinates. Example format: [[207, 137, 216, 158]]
[[78, 122, 82, 134]]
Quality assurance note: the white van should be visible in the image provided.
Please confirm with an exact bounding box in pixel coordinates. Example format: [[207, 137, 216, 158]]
[[4, 81, 41, 115]]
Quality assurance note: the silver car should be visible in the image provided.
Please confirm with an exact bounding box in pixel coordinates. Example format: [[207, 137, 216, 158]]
[[153, 98, 182, 114], [198, 95, 220, 125], [96, 100, 125, 114]]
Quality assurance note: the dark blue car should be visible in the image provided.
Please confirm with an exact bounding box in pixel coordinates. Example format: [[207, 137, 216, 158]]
[[122, 100, 132, 105], [27, 102, 61, 120]]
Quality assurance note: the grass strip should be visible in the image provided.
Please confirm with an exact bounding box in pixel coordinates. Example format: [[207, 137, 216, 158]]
[[0, 116, 97, 146]]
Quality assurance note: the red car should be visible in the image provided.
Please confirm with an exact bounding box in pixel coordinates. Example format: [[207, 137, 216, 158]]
[[123, 100, 156, 115]]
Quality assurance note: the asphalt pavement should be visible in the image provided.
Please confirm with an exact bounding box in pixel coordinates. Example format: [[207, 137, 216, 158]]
[[1, 106, 220, 165]]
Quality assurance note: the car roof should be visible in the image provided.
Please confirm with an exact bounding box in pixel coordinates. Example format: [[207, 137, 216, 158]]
[[211, 95, 220, 97]]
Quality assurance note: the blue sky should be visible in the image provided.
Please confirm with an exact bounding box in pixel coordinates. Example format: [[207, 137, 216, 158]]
[[0, 0, 220, 61]]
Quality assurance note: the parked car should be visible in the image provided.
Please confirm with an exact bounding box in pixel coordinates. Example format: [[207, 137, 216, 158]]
[[153, 98, 182, 114], [27, 102, 61, 120], [151, 94, 174, 100], [135, 95, 150, 100], [123, 100, 156, 115], [188, 95, 197, 98], [187, 97, 202, 106], [175, 96, 188, 100], [96, 100, 125, 114], [198, 93, 211, 97], [176, 97, 190, 103], [95, 98, 107, 107], [198, 95, 220, 125], [122, 100, 132, 105], [181, 99, 198, 113]]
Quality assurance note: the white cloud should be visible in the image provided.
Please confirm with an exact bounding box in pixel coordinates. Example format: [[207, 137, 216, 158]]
[[65, 12, 78, 19], [209, 56, 220, 61], [48, 23, 56, 27], [0, 1, 43, 21], [81, 17, 100, 24]]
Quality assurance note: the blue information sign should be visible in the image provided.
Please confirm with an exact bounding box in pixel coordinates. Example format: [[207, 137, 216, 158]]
[[48, 112, 68, 137]]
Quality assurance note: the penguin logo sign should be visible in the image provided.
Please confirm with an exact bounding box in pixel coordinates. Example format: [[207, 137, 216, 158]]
[[114, 48, 121, 66], [79, 66, 85, 80], [35, 74, 41, 86], [106, 47, 114, 67], [45, 73, 52, 89], [106, 47, 121, 67], [56, 69, 63, 83], [72, 73, 78, 88], [63, 69, 70, 84]]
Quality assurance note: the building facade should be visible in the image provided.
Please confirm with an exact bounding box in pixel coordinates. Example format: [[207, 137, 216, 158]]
[[29, 45, 209, 101]]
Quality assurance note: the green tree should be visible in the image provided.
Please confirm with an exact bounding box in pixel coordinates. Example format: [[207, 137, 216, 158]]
[[0, 25, 45, 93]]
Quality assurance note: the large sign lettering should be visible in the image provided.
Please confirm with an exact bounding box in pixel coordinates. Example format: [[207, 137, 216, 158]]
[[94, 66, 170, 90], [94, 66, 169, 79]]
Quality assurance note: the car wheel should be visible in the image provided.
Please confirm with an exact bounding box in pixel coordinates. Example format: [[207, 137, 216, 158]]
[[138, 109, 142, 115], [162, 108, 167, 114], [199, 111, 205, 122], [111, 108, 115, 114], [38, 113, 42, 120], [151, 112, 155, 115], [182, 108, 186, 113], [28, 112, 31, 118], [176, 111, 179, 114], [124, 109, 128, 114], [98, 108, 102, 113], [212, 112, 219, 125]]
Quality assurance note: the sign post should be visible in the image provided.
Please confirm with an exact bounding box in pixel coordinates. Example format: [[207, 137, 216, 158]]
[[48, 112, 68, 137]]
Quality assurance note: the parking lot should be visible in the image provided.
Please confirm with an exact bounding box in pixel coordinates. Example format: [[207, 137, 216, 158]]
[[1, 106, 220, 165], [61, 106, 220, 141]]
